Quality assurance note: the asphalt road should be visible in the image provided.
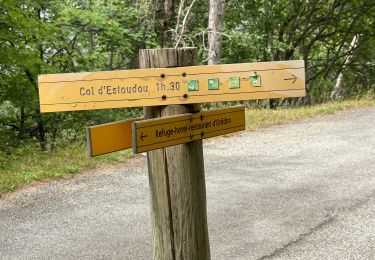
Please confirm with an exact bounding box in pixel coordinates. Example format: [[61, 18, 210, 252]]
[[1, 107, 375, 259]]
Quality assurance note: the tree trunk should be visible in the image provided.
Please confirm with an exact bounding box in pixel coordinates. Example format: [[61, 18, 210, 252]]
[[330, 35, 359, 99], [263, 1, 272, 61], [139, 48, 210, 260], [107, 46, 113, 70], [88, 0, 95, 67], [208, 0, 224, 65], [36, 115, 46, 151], [163, 0, 175, 47], [18, 107, 25, 139]]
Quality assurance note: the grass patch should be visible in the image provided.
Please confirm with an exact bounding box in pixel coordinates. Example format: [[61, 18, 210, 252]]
[[1, 98, 374, 195], [246, 99, 375, 130], [0, 143, 132, 194]]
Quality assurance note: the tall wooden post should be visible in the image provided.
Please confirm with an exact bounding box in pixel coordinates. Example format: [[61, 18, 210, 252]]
[[139, 48, 210, 260]]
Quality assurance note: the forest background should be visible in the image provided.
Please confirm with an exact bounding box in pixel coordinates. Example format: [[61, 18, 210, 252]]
[[1, 0, 374, 190]]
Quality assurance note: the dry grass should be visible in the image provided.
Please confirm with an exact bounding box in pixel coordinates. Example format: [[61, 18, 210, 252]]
[[0, 143, 132, 194], [246, 99, 375, 130]]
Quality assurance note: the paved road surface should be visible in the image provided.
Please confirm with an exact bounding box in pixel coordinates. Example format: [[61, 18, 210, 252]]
[[1, 107, 375, 259]]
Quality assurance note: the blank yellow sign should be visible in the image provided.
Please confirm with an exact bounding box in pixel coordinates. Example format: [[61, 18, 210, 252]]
[[87, 118, 142, 157], [132, 106, 245, 153], [38, 60, 305, 112]]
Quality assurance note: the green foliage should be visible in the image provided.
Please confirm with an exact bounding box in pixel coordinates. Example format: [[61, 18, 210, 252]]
[[0, 0, 154, 151], [0, 0, 375, 192]]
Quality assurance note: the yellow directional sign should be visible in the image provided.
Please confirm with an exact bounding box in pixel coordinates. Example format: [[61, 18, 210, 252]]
[[87, 118, 142, 157], [132, 106, 245, 153], [38, 60, 305, 112]]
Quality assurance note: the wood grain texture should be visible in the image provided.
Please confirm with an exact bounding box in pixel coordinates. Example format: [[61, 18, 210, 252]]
[[38, 59, 305, 112], [140, 48, 210, 260]]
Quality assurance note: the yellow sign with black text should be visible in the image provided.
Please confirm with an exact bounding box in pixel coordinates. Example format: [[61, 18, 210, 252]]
[[38, 60, 305, 112], [132, 106, 245, 153]]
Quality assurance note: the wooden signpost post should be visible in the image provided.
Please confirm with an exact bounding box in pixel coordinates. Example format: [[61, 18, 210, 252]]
[[138, 48, 210, 259], [37, 47, 305, 260]]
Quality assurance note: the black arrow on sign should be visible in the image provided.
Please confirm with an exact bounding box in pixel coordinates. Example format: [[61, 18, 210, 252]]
[[284, 74, 297, 84], [140, 132, 148, 141]]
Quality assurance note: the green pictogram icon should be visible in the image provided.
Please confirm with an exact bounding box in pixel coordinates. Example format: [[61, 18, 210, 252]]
[[250, 72, 261, 87], [187, 80, 199, 91], [208, 78, 219, 90], [229, 77, 240, 89]]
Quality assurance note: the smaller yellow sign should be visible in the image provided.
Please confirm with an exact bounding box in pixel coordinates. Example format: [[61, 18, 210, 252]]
[[87, 118, 142, 157], [132, 106, 245, 153]]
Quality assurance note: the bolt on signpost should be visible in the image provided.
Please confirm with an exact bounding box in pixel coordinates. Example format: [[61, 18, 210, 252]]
[[37, 47, 305, 260]]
